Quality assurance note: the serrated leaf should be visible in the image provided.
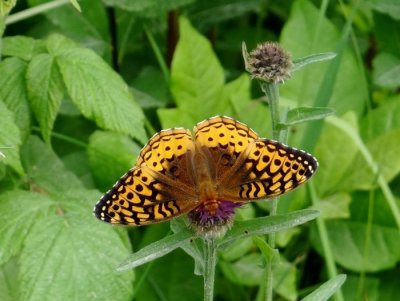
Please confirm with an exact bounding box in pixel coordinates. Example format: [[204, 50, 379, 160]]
[[0, 191, 54, 265], [19, 207, 134, 301], [44, 34, 147, 143], [26, 53, 64, 143], [0, 258, 20, 301], [87, 130, 141, 191], [21, 136, 85, 197], [2, 36, 46, 61], [117, 229, 194, 271], [0, 58, 31, 139], [279, 107, 335, 127], [301, 274, 346, 301], [170, 17, 226, 119], [0, 101, 23, 174], [3, 136, 135, 300]]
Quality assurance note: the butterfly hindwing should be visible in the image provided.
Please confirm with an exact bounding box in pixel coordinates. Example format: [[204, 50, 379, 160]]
[[220, 139, 318, 201]]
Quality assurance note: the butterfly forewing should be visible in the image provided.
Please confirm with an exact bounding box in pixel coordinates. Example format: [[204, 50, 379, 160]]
[[194, 116, 259, 183], [220, 139, 318, 201]]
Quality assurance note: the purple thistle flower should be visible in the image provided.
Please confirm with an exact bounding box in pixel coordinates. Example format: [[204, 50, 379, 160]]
[[188, 200, 242, 237]]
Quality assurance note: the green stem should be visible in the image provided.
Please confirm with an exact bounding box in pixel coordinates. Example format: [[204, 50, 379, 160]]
[[203, 237, 217, 301], [261, 82, 283, 301], [5, 0, 70, 25], [32, 126, 87, 148], [144, 25, 170, 85], [262, 83, 280, 141], [309, 182, 344, 301]]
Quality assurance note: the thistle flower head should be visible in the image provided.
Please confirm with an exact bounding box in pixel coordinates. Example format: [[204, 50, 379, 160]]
[[244, 42, 293, 84], [188, 200, 242, 238]]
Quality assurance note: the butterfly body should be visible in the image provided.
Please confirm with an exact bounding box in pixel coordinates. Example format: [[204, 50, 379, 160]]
[[94, 116, 318, 228]]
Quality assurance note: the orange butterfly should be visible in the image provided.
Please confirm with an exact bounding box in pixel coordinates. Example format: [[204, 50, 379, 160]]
[[94, 116, 317, 230]]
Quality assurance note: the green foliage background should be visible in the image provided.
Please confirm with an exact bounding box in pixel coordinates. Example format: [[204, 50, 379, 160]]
[[1, 0, 400, 300]]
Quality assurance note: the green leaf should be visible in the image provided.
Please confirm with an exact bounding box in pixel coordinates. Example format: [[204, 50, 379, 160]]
[[373, 52, 400, 88], [342, 275, 379, 301], [314, 113, 359, 195], [343, 129, 400, 190], [46, 34, 147, 143], [21, 136, 85, 197], [28, 0, 109, 56], [0, 58, 31, 139], [374, 13, 400, 57], [2, 36, 46, 60], [313, 193, 351, 220], [292, 52, 337, 72], [103, 0, 195, 17], [280, 0, 367, 116], [26, 53, 64, 143], [311, 218, 400, 272], [157, 107, 200, 129], [2, 136, 135, 300], [273, 257, 298, 301], [360, 96, 400, 141], [170, 218, 205, 276], [0, 0, 16, 17], [0, 101, 23, 174], [18, 200, 134, 301], [301, 274, 347, 301], [225, 73, 251, 114], [117, 229, 194, 271], [219, 209, 319, 248], [0, 191, 54, 265], [366, 0, 400, 20], [135, 249, 203, 301], [87, 130, 141, 191], [253, 236, 280, 267], [219, 254, 297, 300], [377, 270, 400, 301], [279, 107, 335, 127], [170, 17, 226, 120]]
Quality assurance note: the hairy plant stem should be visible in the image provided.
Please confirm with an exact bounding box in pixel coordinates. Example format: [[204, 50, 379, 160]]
[[203, 237, 217, 301], [261, 82, 284, 301]]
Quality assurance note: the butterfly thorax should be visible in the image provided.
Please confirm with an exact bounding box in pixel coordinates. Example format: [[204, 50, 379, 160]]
[[192, 145, 218, 206]]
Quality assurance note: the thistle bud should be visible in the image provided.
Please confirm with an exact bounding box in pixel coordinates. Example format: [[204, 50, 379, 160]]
[[244, 42, 293, 84]]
